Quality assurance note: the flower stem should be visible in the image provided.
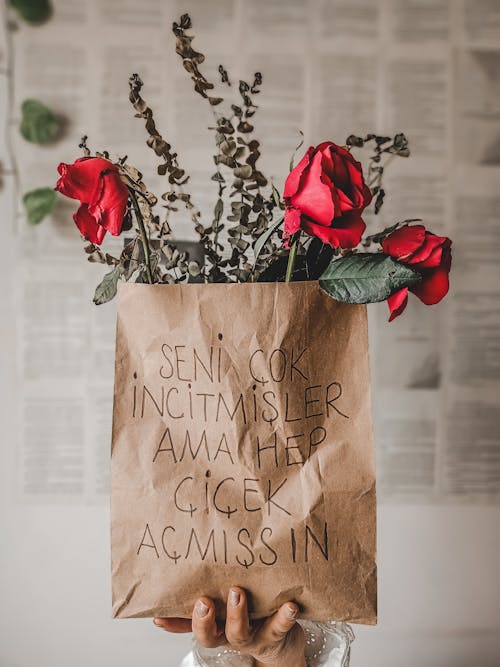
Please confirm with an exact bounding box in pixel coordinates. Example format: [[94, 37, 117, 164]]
[[285, 234, 299, 283], [129, 189, 153, 284]]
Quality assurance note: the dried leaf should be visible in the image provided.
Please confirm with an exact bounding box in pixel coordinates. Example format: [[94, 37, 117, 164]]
[[93, 266, 123, 305]]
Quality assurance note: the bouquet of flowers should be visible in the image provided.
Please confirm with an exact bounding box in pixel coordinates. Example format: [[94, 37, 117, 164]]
[[55, 13, 451, 322], [53, 14, 452, 624]]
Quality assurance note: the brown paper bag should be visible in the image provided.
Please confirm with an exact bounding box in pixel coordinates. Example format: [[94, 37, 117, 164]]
[[111, 281, 376, 623]]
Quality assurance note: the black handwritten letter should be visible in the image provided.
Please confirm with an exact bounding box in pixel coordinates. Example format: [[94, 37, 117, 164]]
[[326, 382, 349, 419], [166, 387, 184, 419], [249, 350, 267, 384], [269, 349, 286, 382], [290, 347, 309, 382], [256, 433, 278, 469], [174, 477, 197, 516], [304, 385, 323, 418], [265, 479, 291, 516], [175, 345, 192, 382], [243, 478, 261, 512], [193, 347, 214, 382], [160, 344, 174, 379], [153, 427, 177, 463], [259, 527, 278, 566], [213, 478, 238, 518], [236, 529, 255, 568], [161, 526, 181, 563], [137, 523, 159, 558], [305, 522, 329, 562], [308, 426, 327, 458], [214, 433, 234, 464], [185, 529, 217, 562]]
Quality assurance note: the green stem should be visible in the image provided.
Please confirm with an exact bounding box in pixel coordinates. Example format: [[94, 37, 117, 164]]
[[285, 235, 299, 283], [129, 189, 153, 284]]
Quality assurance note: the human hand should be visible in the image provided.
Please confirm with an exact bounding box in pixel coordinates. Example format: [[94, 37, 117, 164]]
[[154, 586, 306, 667]]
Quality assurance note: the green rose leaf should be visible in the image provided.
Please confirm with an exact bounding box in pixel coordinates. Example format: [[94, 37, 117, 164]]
[[23, 187, 57, 225], [93, 266, 123, 306], [20, 99, 59, 144], [9, 0, 52, 24], [319, 253, 421, 304]]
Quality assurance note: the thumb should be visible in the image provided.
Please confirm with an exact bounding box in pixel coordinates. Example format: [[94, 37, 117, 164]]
[[259, 602, 299, 643]]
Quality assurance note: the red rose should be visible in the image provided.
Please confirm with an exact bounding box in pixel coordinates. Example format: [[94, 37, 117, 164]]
[[56, 157, 129, 245], [283, 141, 372, 248], [382, 224, 452, 321]]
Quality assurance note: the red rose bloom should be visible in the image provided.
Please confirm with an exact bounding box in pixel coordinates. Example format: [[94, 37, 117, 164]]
[[283, 141, 372, 248], [382, 224, 452, 321], [56, 157, 129, 245]]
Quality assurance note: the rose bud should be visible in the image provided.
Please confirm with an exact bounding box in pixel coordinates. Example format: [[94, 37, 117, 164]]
[[382, 223, 452, 321], [56, 157, 129, 245], [283, 141, 372, 249]]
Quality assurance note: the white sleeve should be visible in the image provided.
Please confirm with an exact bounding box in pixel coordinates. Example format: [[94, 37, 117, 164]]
[[178, 621, 354, 666]]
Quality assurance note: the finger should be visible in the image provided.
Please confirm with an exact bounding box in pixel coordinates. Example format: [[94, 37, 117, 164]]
[[192, 598, 220, 649], [153, 617, 192, 633], [258, 602, 299, 644], [225, 587, 252, 648]]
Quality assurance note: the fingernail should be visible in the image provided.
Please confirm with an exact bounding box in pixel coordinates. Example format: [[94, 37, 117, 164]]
[[153, 618, 162, 626], [286, 604, 298, 619], [229, 589, 240, 607], [196, 600, 209, 618]]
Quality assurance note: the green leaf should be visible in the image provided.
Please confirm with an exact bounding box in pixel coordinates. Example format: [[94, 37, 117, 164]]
[[23, 187, 56, 224], [9, 0, 52, 24], [20, 99, 59, 144], [93, 266, 123, 305], [252, 216, 283, 267], [319, 253, 421, 304]]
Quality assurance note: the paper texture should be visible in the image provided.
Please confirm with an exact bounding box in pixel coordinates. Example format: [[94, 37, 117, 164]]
[[110, 281, 377, 623]]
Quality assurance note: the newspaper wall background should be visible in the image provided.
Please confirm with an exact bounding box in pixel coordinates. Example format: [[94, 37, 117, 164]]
[[3, 0, 498, 506]]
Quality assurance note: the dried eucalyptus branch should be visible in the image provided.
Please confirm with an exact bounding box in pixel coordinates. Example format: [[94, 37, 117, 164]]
[[346, 132, 410, 214], [171, 13, 283, 282]]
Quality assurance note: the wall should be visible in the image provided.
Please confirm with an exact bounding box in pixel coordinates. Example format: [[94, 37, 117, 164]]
[[1, 1, 499, 665]]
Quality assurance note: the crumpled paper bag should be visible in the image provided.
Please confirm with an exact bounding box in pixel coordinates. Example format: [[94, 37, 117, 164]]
[[111, 281, 377, 623]]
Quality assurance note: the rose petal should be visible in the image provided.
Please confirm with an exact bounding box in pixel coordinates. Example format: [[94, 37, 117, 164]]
[[410, 266, 450, 305], [319, 143, 335, 181], [441, 240, 452, 272], [331, 153, 352, 198], [56, 157, 118, 205], [283, 207, 302, 247], [408, 232, 448, 267], [289, 151, 335, 226], [387, 287, 409, 321], [89, 170, 129, 236], [283, 147, 314, 198], [412, 244, 443, 270], [73, 204, 106, 244], [382, 224, 427, 259], [346, 155, 372, 208], [301, 212, 366, 249]]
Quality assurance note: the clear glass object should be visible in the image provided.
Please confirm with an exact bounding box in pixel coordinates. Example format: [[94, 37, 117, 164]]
[[181, 621, 354, 667]]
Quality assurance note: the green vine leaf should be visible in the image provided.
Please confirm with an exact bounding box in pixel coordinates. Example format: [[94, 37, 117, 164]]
[[20, 99, 60, 144], [23, 187, 57, 225], [93, 266, 123, 305], [9, 0, 52, 24], [319, 253, 421, 304]]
